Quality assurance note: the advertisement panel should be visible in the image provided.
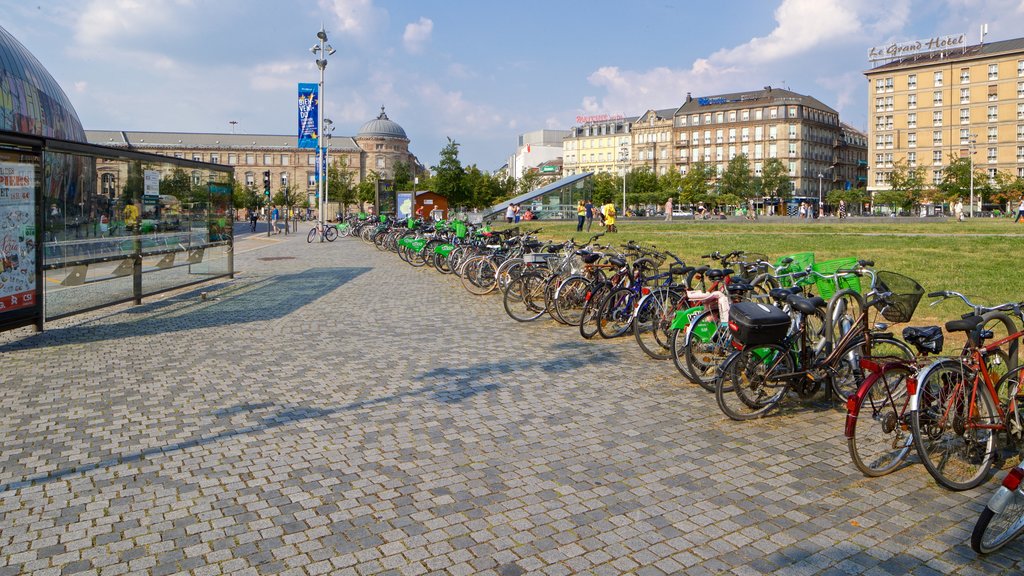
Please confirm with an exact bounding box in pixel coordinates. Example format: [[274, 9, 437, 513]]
[[297, 83, 319, 149], [396, 193, 413, 220], [0, 162, 37, 315]]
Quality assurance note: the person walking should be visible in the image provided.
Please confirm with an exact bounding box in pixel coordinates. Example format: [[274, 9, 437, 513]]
[[838, 199, 847, 220], [1015, 196, 1024, 223], [249, 209, 259, 232], [271, 205, 281, 233], [513, 203, 521, 224], [954, 198, 964, 222], [505, 203, 515, 223], [576, 200, 586, 232], [664, 198, 673, 222], [602, 201, 617, 233], [585, 199, 595, 231]]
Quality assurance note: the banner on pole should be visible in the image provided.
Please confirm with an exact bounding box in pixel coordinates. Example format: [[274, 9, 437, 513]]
[[297, 83, 319, 149]]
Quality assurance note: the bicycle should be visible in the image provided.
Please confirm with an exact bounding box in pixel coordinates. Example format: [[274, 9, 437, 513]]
[[307, 220, 338, 243], [971, 461, 1024, 553]]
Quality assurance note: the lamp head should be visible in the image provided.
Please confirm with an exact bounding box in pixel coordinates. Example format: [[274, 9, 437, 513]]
[[310, 45, 320, 54], [327, 45, 336, 55], [317, 29, 328, 41]]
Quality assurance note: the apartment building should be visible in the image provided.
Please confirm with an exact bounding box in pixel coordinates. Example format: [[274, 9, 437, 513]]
[[562, 115, 635, 177]]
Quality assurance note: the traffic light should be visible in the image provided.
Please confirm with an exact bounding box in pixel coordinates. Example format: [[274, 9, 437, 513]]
[[263, 171, 271, 196]]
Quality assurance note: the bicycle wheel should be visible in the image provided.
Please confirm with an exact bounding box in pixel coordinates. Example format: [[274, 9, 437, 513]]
[[911, 359, 997, 491], [597, 287, 636, 339], [716, 343, 794, 421], [829, 335, 914, 401], [824, 289, 865, 352], [633, 288, 683, 360], [461, 257, 498, 295], [545, 274, 570, 324], [554, 275, 592, 327], [580, 282, 612, 340], [683, 309, 731, 392], [847, 363, 915, 477], [972, 487, 1024, 553], [503, 272, 547, 322], [496, 258, 525, 294], [307, 228, 317, 243], [670, 327, 695, 382], [325, 226, 338, 242]]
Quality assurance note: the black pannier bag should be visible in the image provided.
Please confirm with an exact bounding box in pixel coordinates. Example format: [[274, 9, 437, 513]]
[[729, 301, 791, 346]]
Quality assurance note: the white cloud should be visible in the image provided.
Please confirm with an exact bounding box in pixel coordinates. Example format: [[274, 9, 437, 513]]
[[403, 17, 433, 54], [319, 0, 388, 44], [73, 81, 88, 93], [412, 81, 506, 137], [712, 0, 859, 65], [249, 60, 308, 92], [73, 0, 192, 48]]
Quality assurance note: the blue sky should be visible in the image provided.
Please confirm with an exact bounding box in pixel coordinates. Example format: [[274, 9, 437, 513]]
[[3, 0, 1024, 170]]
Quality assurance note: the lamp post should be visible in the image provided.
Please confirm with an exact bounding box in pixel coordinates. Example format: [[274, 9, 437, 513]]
[[816, 166, 834, 218], [324, 117, 334, 222], [968, 134, 977, 218], [311, 26, 335, 240], [619, 145, 629, 216]]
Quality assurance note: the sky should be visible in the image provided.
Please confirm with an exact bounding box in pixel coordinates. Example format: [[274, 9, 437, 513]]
[[3, 0, 1024, 171]]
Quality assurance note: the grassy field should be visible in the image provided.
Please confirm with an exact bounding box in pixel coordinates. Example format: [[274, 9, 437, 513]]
[[493, 217, 1024, 327]]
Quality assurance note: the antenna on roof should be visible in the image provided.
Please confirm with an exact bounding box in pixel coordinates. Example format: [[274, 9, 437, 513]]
[[980, 23, 988, 46]]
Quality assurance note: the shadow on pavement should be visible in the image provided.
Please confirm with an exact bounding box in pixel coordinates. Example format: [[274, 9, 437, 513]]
[[0, 267, 369, 351]]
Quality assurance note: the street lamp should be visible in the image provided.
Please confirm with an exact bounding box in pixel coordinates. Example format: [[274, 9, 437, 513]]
[[968, 134, 977, 218], [619, 145, 629, 216], [311, 26, 336, 240], [324, 117, 334, 221]]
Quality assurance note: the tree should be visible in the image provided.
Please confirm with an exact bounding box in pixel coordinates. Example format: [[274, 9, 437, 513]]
[[393, 160, 413, 192], [329, 158, 357, 214], [991, 170, 1024, 207], [827, 188, 865, 214], [937, 156, 992, 205], [678, 162, 715, 205], [657, 170, 684, 205], [432, 137, 466, 205], [758, 158, 791, 199], [591, 172, 618, 206], [357, 170, 379, 213], [516, 169, 542, 197], [883, 159, 928, 212], [626, 166, 658, 210], [720, 154, 753, 199]]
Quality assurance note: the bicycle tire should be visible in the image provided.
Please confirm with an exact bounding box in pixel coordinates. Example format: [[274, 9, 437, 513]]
[[596, 287, 635, 339], [716, 343, 794, 421], [683, 309, 730, 392], [670, 327, 696, 382], [554, 275, 592, 327], [502, 272, 546, 322], [496, 258, 525, 294], [544, 274, 570, 324], [829, 335, 914, 401], [307, 228, 317, 243], [462, 257, 498, 295], [847, 363, 915, 477], [824, 288, 866, 353], [325, 226, 338, 242], [633, 288, 683, 360], [580, 282, 612, 340], [971, 491, 1024, 554], [911, 358, 997, 491]]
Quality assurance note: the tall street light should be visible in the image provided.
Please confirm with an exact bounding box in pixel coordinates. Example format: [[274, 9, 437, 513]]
[[816, 166, 833, 218], [968, 134, 977, 218], [619, 145, 629, 216], [324, 118, 334, 221], [311, 26, 335, 240]]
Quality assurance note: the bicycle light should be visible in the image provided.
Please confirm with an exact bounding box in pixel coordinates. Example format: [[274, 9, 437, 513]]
[[1003, 467, 1024, 491]]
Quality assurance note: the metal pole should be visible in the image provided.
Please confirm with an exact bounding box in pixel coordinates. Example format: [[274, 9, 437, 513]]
[[969, 137, 975, 219], [818, 173, 822, 219]]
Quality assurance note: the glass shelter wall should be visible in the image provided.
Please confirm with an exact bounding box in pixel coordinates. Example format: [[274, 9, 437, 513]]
[[0, 131, 234, 326]]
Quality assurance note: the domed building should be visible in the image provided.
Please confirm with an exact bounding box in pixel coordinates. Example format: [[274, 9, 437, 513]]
[[0, 24, 86, 141], [353, 106, 418, 181]]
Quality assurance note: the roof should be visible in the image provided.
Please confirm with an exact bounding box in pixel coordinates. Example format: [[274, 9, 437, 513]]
[[84, 130, 361, 151], [357, 106, 408, 140], [674, 87, 837, 116], [867, 37, 1024, 73], [484, 172, 593, 219]]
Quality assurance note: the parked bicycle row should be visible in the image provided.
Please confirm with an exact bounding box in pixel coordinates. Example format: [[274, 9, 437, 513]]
[[345, 217, 1024, 555]]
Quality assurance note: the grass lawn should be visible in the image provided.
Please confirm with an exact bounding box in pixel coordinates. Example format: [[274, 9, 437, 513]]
[[494, 217, 1024, 327]]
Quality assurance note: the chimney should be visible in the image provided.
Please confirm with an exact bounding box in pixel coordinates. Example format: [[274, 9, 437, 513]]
[[685, 92, 692, 103]]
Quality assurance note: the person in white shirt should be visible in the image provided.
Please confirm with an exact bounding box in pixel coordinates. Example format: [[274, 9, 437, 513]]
[[505, 204, 515, 223], [1015, 197, 1024, 223]]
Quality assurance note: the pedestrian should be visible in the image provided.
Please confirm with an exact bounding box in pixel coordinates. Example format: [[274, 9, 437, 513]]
[[838, 200, 847, 220], [1015, 196, 1024, 223], [954, 198, 964, 222], [505, 203, 514, 224], [799, 202, 807, 219], [249, 209, 259, 231], [576, 200, 586, 232], [665, 197, 673, 222], [602, 201, 617, 233], [271, 205, 280, 233], [585, 199, 594, 231], [513, 203, 521, 224]]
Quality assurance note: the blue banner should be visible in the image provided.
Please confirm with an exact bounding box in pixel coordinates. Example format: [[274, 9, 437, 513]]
[[297, 83, 318, 149]]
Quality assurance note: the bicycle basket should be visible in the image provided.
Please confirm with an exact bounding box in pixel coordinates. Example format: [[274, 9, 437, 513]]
[[874, 271, 924, 323], [453, 221, 468, 239], [775, 252, 814, 287], [811, 257, 860, 300]]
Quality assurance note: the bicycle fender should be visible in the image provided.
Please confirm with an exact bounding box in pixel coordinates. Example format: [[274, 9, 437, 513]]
[[670, 306, 704, 331], [986, 486, 1018, 514]]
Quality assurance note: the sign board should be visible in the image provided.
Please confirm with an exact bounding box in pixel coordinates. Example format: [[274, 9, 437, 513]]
[[143, 170, 160, 197], [541, 165, 557, 173], [868, 33, 966, 62], [297, 83, 319, 149], [0, 162, 38, 317], [396, 192, 413, 219]]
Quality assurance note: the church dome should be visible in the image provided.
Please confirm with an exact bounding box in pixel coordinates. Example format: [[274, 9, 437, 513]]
[[357, 106, 407, 140], [0, 24, 86, 142]]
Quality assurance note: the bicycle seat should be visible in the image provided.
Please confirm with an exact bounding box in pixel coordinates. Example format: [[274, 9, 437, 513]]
[[769, 288, 792, 301], [580, 252, 601, 264], [902, 326, 944, 354], [786, 295, 819, 316], [706, 268, 733, 280], [608, 256, 627, 268], [670, 264, 694, 276], [545, 245, 561, 253], [808, 296, 826, 309], [945, 315, 984, 333], [727, 283, 753, 294], [692, 265, 710, 274], [524, 240, 543, 250]]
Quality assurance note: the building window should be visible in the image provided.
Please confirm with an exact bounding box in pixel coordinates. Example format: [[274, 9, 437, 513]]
[[192, 153, 202, 162], [886, 96, 894, 111], [1019, 60, 1024, 77], [264, 154, 272, 165], [989, 64, 999, 80], [210, 153, 219, 164], [908, 113, 917, 128], [961, 108, 970, 124], [228, 153, 237, 165], [716, 129, 723, 144], [1018, 146, 1024, 161], [307, 173, 316, 186], [245, 153, 254, 165], [908, 74, 917, 89], [788, 162, 796, 176], [989, 105, 999, 122], [173, 152, 183, 159], [728, 128, 736, 143], [754, 109, 763, 120], [908, 94, 917, 109], [691, 114, 700, 126], [307, 154, 316, 165], [933, 111, 943, 126], [886, 78, 894, 91], [770, 108, 778, 119], [876, 78, 885, 93], [1019, 103, 1024, 120], [934, 170, 943, 185], [741, 110, 749, 121], [933, 91, 943, 105], [960, 88, 970, 103], [961, 129, 971, 144], [989, 126, 998, 142], [961, 68, 970, 83], [988, 147, 997, 162], [989, 85, 999, 101], [1018, 125, 1024, 140], [280, 173, 288, 186], [281, 154, 290, 166], [908, 133, 917, 147], [933, 130, 942, 145], [192, 171, 201, 185], [934, 71, 943, 86], [908, 151, 916, 166], [1018, 82, 1024, 98], [728, 111, 736, 122], [933, 150, 943, 164], [245, 171, 254, 186]]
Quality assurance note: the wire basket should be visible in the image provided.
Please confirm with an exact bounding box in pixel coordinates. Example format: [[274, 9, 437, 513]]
[[812, 257, 861, 300], [734, 252, 770, 279], [874, 271, 924, 323], [775, 252, 814, 287]]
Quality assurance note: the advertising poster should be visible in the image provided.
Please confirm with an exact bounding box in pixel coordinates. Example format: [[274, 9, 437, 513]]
[[0, 162, 37, 313], [396, 193, 413, 220], [297, 83, 319, 149]]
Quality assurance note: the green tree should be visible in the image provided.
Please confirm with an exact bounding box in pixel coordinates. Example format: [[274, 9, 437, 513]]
[[827, 188, 865, 214], [516, 170, 542, 197], [678, 162, 715, 205], [720, 154, 753, 199], [393, 160, 413, 192], [758, 158, 792, 199], [884, 159, 927, 211], [992, 170, 1024, 207], [591, 172, 618, 206], [937, 156, 992, 204], [657, 170, 684, 205], [357, 170, 379, 213], [432, 137, 466, 204], [329, 158, 357, 214], [626, 166, 658, 210]]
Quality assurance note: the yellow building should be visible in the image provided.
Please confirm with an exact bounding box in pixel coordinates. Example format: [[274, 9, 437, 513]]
[[631, 108, 677, 176], [563, 115, 635, 177], [864, 36, 1024, 206]]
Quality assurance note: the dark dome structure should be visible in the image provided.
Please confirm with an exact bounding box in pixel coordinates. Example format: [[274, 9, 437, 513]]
[[357, 106, 407, 140], [0, 24, 86, 141]]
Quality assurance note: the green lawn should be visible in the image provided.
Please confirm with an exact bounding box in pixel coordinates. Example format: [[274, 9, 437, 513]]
[[495, 218, 1024, 326]]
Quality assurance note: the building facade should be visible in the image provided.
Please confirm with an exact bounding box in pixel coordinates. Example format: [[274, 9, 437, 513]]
[[505, 129, 570, 179], [864, 36, 1024, 203], [563, 115, 635, 177], [631, 108, 677, 175]]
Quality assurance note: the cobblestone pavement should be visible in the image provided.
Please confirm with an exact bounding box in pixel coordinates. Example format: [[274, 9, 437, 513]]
[[2, 228, 1022, 576]]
